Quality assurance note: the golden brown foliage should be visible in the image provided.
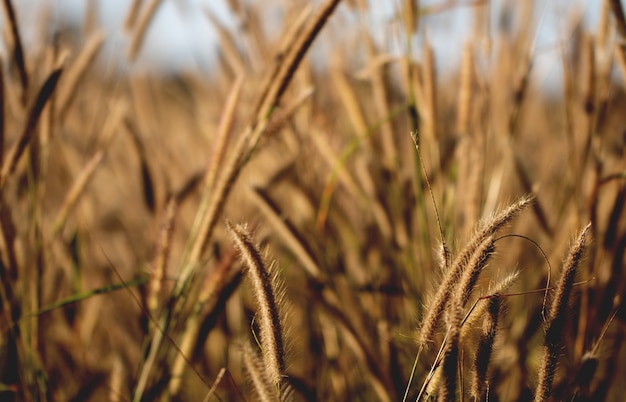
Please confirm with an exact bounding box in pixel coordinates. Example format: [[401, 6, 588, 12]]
[[0, 1, 624, 401]]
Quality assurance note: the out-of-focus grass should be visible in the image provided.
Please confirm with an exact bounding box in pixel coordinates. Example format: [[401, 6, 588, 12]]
[[0, 0, 625, 401]]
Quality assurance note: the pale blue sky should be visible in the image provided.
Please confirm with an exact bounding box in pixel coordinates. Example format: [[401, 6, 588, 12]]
[[3, 0, 604, 91], [7, 0, 232, 73]]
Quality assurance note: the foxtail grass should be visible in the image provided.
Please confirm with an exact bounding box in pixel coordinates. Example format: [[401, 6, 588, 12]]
[[227, 221, 286, 388], [439, 297, 463, 402], [471, 295, 501, 400], [418, 196, 532, 348], [535, 223, 591, 401], [456, 236, 495, 308], [460, 271, 519, 338], [2, 1, 625, 400], [422, 239, 501, 399]]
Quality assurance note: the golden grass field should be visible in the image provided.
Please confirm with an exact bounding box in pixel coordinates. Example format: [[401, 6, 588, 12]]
[[0, 0, 625, 400]]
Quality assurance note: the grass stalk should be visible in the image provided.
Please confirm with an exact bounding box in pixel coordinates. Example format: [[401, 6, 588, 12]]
[[128, 0, 163, 62], [248, 187, 322, 280], [0, 66, 63, 188], [56, 30, 105, 117], [1, 0, 27, 102], [167, 249, 238, 396], [147, 196, 177, 318]]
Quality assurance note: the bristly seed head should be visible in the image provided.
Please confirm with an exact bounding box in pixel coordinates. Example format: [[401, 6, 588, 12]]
[[226, 220, 286, 388]]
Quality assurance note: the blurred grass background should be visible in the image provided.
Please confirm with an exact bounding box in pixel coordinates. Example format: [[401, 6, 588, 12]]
[[0, 0, 625, 401]]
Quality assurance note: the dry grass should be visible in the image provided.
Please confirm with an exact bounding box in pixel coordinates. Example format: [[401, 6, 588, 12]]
[[0, 0, 625, 401]]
